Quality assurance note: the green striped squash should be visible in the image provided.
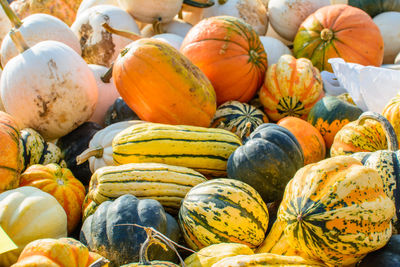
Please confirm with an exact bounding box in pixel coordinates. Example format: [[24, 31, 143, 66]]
[[210, 101, 269, 141], [19, 128, 65, 172], [178, 178, 269, 251], [112, 123, 242, 177], [88, 163, 207, 214], [278, 156, 395, 266]]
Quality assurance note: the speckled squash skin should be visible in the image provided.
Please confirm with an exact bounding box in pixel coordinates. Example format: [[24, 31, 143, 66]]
[[278, 156, 395, 266], [383, 93, 400, 144], [307, 96, 363, 149], [351, 112, 400, 234], [178, 178, 269, 251], [259, 55, 324, 122], [330, 113, 388, 157]]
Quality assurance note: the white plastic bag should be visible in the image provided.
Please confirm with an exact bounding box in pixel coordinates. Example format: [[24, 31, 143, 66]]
[[324, 58, 400, 112]]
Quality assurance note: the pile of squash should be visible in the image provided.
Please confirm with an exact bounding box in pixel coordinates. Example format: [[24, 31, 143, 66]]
[[1, 0, 400, 266]]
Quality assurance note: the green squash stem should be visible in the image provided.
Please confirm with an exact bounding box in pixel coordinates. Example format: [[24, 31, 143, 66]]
[[76, 146, 104, 165], [102, 22, 142, 41], [184, 0, 215, 8], [0, 0, 22, 28], [358, 111, 399, 152], [101, 63, 113, 83], [9, 28, 29, 53], [88, 257, 110, 267]]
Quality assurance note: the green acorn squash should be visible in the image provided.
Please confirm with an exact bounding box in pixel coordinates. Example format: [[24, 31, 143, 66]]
[[104, 97, 140, 126], [345, 0, 400, 17], [227, 123, 304, 203]]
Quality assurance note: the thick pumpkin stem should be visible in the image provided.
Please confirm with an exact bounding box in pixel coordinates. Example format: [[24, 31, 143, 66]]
[[88, 257, 110, 267], [320, 28, 334, 42], [9, 29, 29, 53], [218, 0, 228, 4], [152, 19, 164, 35], [76, 147, 104, 165], [184, 0, 215, 8], [102, 23, 141, 42], [101, 63, 113, 83], [0, 0, 22, 28], [358, 111, 399, 151]]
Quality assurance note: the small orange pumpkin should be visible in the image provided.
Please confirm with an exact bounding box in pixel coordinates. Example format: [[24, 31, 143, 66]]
[[0, 111, 20, 193], [277, 116, 326, 165], [382, 93, 400, 144], [19, 164, 85, 234], [259, 55, 324, 122], [12, 237, 109, 267], [180, 16, 268, 105], [113, 38, 216, 127]]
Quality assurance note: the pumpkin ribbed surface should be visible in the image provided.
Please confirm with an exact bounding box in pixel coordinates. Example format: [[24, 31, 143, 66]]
[[259, 55, 324, 122], [293, 4, 384, 72], [383, 94, 400, 144], [211, 253, 324, 267], [210, 101, 268, 140], [0, 111, 20, 193], [330, 118, 387, 157], [88, 163, 207, 213], [278, 156, 395, 266], [178, 178, 269, 251], [112, 123, 242, 177], [19, 164, 85, 234], [180, 16, 268, 105], [112, 38, 216, 127]]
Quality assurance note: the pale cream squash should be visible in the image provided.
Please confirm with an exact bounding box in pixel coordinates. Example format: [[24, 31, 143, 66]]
[[151, 33, 184, 50], [76, 0, 120, 17], [71, 5, 140, 67], [373, 12, 400, 64], [140, 18, 192, 38], [0, 186, 67, 266], [260, 36, 292, 67]]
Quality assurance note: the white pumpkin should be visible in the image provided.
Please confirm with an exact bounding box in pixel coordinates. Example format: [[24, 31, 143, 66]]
[[151, 33, 184, 50], [77, 0, 120, 17], [77, 120, 143, 172], [117, 0, 183, 24], [265, 22, 292, 46], [88, 64, 120, 126], [201, 0, 269, 35], [268, 0, 330, 41], [260, 36, 292, 67], [1, 39, 98, 140], [71, 5, 140, 67], [1, 13, 81, 67], [396, 52, 400, 64], [373, 12, 400, 64], [141, 18, 192, 38], [0, 186, 67, 266], [0, 7, 12, 46]]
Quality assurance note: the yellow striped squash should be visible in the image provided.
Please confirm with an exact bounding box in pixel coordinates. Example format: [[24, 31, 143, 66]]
[[112, 123, 242, 177], [88, 163, 207, 213], [178, 178, 269, 251], [278, 156, 395, 266], [211, 253, 324, 267]]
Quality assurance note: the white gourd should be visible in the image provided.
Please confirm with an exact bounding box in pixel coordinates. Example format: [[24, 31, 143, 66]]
[[151, 33, 184, 50], [373, 12, 400, 64], [260, 36, 292, 67], [76, 0, 120, 17]]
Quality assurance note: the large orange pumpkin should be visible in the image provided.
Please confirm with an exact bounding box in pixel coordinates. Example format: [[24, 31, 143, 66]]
[[0, 111, 20, 193], [293, 4, 384, 72], [259, 55, 324, 122], [19, 164, 86, 234], [277, 116, 326, 165], [113, 39, 216, 127], [180, 16, 268, 105]]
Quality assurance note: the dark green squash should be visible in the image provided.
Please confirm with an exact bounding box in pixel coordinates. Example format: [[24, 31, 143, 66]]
[[359, 235, 400, 266], [56, 122, 102, 185], [104, 97, 140, 126], [348, 0, 400, 17], [227, 123, 304, 203], [80, 194, 180, 266], [351, 112, 400, 234], [307, 95, 363, 149]]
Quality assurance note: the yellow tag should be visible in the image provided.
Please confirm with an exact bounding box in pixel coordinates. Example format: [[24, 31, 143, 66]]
[[0, 225, 17, 254]]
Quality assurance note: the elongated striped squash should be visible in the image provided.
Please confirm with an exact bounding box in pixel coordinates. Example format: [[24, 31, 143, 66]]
[[112, 123, 242, 177], [88, 163, 207, 213], [278, 156, 395, 266], [179, 178, 269, 251], [19, 128, 65, 172], [212, 253, 324, 267]]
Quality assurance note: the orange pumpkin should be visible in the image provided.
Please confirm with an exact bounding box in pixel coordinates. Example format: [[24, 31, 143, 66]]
[[259, 55, 324, 122], [12, 237, 108, 267], [113, 39, 216, 127], [180, 16, 268, 105], [277, 116, 326, 165], [382, 93, 400, 144], [293, 4, 384, 72], [0, 111, 20, 193], [19, 164, 85, 234]]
